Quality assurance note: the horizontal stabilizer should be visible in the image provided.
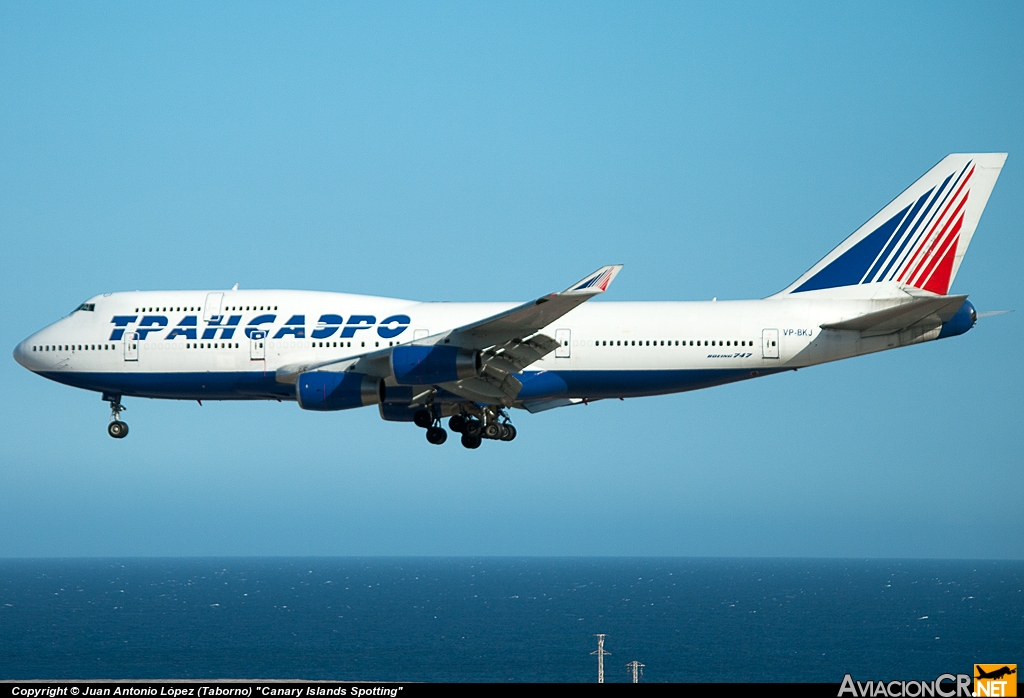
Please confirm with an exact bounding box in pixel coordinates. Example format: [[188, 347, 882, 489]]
[[522, 398, 585, 413], [821, 295, 966, 336]]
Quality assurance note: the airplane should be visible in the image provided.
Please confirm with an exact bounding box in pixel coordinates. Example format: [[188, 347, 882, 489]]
[[975, 666, 1016, 681], [13, 153, 1007, 449]]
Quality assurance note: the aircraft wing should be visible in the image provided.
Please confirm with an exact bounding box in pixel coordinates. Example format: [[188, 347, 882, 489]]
[[420, 265, 622, 405], [428, 264, 622, 350], [820, 295, 967, 336], [276, 265, 622, 403]]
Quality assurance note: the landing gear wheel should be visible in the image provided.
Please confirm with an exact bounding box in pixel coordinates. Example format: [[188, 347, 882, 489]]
[[460, 433, 481, 449], [463, 419, 482, 438], [483, 422, 501, 440], [108, 421, 129, 439], [426, 426, 448, 445], [448, 415, 466, 433], [413, 409, 433, 428], [499, 424, 517, 441]]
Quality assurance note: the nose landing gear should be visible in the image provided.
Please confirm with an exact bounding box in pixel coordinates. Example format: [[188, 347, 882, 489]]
[[105, 394, 129, 439]]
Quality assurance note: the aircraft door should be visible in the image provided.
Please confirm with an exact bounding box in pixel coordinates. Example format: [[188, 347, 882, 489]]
[[250, 331, 266, 361], [124, 332, 139, 362], [555, 328, 571, 358], [204, 292, 224, 322], [762, 328, 780, 359]]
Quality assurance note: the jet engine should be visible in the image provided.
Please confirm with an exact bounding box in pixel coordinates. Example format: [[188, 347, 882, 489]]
[[389, 345, 480, 385], [296, 371, 381, 411]]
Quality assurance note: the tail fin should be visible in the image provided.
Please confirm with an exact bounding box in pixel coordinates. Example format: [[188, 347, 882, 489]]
[[777, 153, 1006, 297]]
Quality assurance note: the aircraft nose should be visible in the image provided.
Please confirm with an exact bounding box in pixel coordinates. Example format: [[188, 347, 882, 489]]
[[13, 336, 37, 371]]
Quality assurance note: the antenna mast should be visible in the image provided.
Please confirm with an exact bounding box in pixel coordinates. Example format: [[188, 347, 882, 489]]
[[591, 634, 611, 683]]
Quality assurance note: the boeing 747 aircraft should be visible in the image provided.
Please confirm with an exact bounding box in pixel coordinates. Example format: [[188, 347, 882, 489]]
[[14, 153, 1006, 448]]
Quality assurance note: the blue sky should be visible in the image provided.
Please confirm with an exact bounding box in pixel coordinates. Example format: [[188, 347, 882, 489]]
[[1, 2, 1021, 557]]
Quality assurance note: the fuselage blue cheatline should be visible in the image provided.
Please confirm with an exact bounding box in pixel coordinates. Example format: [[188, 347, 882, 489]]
[[13, 153, 1007, 448]]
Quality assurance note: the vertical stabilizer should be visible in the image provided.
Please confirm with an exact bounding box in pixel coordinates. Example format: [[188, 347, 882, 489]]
[[777, 153, 1006, 297]]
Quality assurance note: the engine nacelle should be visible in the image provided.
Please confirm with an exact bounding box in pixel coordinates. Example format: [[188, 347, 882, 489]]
[[390, 345, 480, 385], [296, 371, 381, 411], [377, 385, 428, 422]]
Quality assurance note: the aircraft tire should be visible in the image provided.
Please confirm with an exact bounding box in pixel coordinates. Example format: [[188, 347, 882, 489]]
[[463, 419, 482, 438], [108, 421, 129, 439], [460, 433, 481, 449], [448, 415, 466, 433], [499, 424, 516, 441], [413, 409, 433, 429], [426, 427, 447, 445], [483, 423, 501, 440]]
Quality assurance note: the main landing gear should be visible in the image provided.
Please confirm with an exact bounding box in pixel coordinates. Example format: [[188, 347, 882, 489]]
[[413, 406, 518, 448], [448, 408, 516, 449], [104, 393, 129, 439]]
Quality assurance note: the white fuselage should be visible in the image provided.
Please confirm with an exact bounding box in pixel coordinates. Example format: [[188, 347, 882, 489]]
[[14, 289, 964, 408]]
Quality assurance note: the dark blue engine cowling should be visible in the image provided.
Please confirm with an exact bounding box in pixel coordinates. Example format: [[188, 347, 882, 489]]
[[377, 385, 425, 422], [938, 299, 977, 339], [296, 371, 381, 411], [390, 345, 480, 385]]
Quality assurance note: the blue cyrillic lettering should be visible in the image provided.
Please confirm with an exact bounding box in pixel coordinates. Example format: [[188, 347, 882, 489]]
[[274, 314, 306, 339], [108, 315, 138, 341], [202, 314, 242, 340], [312, 314, 343, 339], [245, 314, 276, 339], [341, 315, 375, 338], [166, 316, 198, 340], [135, 315, 168, 340], [377, 314, 410, 339]]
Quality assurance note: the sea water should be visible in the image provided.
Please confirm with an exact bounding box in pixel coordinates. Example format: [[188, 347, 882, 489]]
[[0, 558, 1020, 682]]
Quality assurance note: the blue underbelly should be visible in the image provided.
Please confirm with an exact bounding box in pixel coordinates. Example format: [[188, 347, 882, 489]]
[[37, 371, 291, 400], [38, 367, 780, 402]]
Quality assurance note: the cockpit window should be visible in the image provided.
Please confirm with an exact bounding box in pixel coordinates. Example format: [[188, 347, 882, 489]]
[[74, 303, 95, 312]]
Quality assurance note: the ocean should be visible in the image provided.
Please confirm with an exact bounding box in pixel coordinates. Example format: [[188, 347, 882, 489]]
[[0, 558, 1020, 682]]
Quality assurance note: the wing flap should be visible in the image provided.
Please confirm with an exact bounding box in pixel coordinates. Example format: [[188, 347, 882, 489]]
[[482, 333, 561, 372]]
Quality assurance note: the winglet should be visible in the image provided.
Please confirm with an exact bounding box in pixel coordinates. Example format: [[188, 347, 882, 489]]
[[562, 265, 623, 295]]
